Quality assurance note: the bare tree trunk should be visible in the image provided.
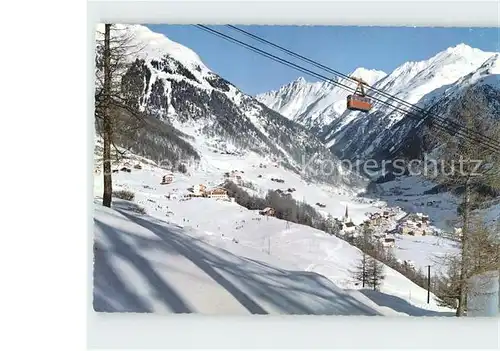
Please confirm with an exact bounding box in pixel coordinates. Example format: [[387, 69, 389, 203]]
[[372, 260, 378, 291], [362, 252, 367, 288], [362, 227, 368, 287], [102, 24, 113, 208], [457, 177, 471, 316]]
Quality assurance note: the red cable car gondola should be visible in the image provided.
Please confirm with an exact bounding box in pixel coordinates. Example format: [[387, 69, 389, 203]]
[[347, 77, 372, 113]]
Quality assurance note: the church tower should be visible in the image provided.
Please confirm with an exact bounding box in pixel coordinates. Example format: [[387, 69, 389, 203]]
[[344, 205, 350, 223]]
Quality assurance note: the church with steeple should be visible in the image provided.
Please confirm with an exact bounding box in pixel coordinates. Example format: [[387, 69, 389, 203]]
[[343, 205, 351, 223], [339, 204, 356, 236]]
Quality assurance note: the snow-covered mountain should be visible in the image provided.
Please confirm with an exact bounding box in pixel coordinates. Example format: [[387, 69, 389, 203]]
[[257, 43, 499, 162], [256, 68, 387, 131], [94, 24, 361, 187], [378, 52, 500, 160], [319, 44, 499, 161]]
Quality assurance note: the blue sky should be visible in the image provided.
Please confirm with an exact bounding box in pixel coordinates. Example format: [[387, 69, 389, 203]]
[[145, 25, 499, 96]]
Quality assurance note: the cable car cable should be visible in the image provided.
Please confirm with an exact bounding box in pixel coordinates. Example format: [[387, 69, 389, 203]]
[[225, 25, 500, 150], [196, 24, 500, 153], [379, 90, 458, 157], [194, 25, 500, 153]]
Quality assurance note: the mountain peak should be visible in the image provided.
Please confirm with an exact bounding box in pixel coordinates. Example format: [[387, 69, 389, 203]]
[[434, 43, 491, 62], [446, 43, 475, 54], [348, 67, 387, 86], [98, 24, 210, 73], [292, 76, 307, 85]]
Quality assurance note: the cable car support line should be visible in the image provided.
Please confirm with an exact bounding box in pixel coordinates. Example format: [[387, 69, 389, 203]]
[[194, 25, 500, 154], [224, 25, 500, 151]]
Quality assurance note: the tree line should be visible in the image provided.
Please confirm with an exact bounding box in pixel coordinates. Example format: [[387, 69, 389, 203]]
[[223, 179, 433, 292], [223, 180, 342, 235]]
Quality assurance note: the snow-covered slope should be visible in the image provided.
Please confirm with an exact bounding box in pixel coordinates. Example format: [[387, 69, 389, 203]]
[[373, 44, 494, 110], [95, 24, 359, 188], [93, 137, 378, 224], [256, 68, 386, 131], [94, 202, 385, 315], [93, 144, 457, 316]]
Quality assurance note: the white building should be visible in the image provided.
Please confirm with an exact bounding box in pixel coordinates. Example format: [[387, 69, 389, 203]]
[[207, 188, 229, 201], [259, 207, 276, 216], [161, 173, 174, 184], [342, 222, 356, 234], [399, 219, 426, 236], [382, 237, 396, 248], [192, 184, 207, 196]]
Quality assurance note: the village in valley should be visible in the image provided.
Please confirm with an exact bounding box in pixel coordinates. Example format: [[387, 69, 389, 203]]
[[336, 203, 436, 267], [94, 149, 453, 276]]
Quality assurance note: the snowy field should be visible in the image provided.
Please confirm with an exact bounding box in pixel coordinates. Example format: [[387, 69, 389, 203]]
[[95, 137, 462, 277], [93, 143, 459, 316], [94, 202, 386, 315], [93, 200, 454, 316], [95, 132, 385, 225], [389, 234, 459, 275]]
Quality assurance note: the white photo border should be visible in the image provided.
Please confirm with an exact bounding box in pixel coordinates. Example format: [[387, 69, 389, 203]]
[[87, 0, 500, 349]]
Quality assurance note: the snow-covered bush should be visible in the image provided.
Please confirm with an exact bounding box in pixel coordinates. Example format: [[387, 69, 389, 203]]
[[113, 189, 135, 201]]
